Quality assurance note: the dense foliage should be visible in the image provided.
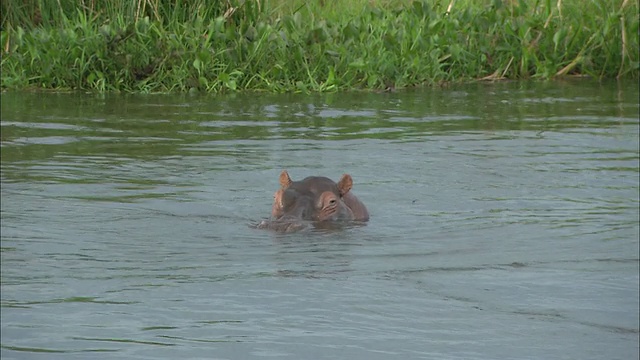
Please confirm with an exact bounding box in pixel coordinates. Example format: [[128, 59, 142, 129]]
[[1, 0, 637, 93]]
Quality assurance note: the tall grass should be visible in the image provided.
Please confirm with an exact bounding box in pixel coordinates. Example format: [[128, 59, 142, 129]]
[[1, 0, 637, 93], [1, 0, 260, 28]]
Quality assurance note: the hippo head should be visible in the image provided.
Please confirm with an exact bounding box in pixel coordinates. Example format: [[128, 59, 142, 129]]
[[271, 170, 355, 222], [255, 170, 368, 232]]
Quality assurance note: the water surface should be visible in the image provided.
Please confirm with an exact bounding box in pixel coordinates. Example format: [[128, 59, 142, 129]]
[[1, 80, 639, 359]]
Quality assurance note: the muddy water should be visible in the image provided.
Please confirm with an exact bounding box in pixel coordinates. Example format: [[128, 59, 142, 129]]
[[1, 80, 638, 359]]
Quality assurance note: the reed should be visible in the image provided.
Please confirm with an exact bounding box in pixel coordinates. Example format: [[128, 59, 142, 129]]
[[1, 0, 637, 93]]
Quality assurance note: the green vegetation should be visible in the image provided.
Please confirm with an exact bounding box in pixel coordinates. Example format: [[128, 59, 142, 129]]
[[1, 0, 637, 93]]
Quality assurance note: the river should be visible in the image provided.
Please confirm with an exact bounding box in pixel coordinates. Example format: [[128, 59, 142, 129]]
[[1, 79, 638, 359]]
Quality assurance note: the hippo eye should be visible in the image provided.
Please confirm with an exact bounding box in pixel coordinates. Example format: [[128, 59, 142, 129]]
[[329, 199, 336, 205]]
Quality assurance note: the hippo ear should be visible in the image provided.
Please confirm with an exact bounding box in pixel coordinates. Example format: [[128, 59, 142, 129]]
[[337, 174, 353, 196], [279, 170, 293, 188]]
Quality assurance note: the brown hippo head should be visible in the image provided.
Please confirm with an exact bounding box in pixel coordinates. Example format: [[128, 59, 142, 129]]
[[258, 170, 369, 232]]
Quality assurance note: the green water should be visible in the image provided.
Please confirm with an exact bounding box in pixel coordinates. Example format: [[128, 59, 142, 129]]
[[1, 80, 639, 360]]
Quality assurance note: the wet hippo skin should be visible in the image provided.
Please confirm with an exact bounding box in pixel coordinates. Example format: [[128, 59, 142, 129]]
[[257, 170, 369, 232]]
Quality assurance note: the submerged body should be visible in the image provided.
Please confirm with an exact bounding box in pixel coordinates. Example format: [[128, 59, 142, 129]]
[[257, 170, 369, 232]]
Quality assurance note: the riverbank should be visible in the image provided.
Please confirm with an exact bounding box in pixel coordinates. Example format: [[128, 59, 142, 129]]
[[1, 0, 637, 93]]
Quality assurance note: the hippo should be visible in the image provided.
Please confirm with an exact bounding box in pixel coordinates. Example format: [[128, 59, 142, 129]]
[[256, 170, 369, 232]]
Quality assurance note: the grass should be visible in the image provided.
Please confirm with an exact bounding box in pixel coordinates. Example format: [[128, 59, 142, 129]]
[[0, 0, 637, 93]]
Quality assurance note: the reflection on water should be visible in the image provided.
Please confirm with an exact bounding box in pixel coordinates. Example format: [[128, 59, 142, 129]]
[[1, 80, 639, 360]]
